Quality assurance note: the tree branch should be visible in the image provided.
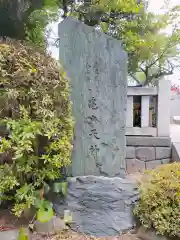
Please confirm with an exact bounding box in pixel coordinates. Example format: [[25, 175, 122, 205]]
[[129, 73, 141, 84], [144, 68, 174, 86]]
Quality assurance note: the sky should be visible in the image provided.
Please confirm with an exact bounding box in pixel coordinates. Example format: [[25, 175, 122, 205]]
[[147, 0, 180, 85], [48, 0, 180, 84], [148, 0, 179, 13]]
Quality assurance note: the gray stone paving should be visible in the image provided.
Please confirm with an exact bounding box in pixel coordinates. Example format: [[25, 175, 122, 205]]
[[0, 229, 25, 240]]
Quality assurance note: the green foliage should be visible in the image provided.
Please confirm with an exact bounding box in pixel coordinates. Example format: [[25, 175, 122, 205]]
[[66, 1, 180, 85], [0, 39, 74, 217], [122, 9, 180, 85], [0, 0, 61, 48], [134, 163, 180, 237], [98, 2, 180, 85], [1, 0, 180, 84], [25, 2, 60, 48], [18, 228, 29, 240]]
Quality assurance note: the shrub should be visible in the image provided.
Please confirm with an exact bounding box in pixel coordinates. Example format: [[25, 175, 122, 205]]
[[134, 163, 180, 237], [0, 39, 74, 218]]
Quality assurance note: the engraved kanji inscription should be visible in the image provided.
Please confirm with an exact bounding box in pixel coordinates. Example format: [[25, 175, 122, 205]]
[[87, 115, 99, 122], [89, 128, 100, 139], [89, 145, 100, 158], [85, 115, 100, 127], [88, 97, 98, 109]]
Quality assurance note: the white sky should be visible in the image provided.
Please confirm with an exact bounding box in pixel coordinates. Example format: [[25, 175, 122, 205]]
[[48, 0, 180, 83], [148, 0, 179, 13], [147, 0, 180, 84]]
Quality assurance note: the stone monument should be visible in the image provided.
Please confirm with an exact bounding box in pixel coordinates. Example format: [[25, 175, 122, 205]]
[[56, 18, 138, 237], [58, 17, 127, 178]]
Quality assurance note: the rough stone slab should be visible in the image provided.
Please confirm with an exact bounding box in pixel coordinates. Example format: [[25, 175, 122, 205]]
[[127, 137, 171, 147], [53, 176, 139, 236], [155, 147, 171, 159], [126, 146, 135, 159], [146, 160, 162, 170], [59, 17, 127, 177], [126, 159, 145, 174], [136, 147, 155, 161]]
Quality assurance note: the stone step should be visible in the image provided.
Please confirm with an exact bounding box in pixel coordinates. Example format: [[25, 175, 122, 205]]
[[126, 137, 171, 147]]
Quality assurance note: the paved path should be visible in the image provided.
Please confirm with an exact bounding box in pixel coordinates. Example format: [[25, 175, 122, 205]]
[[170, 124, 180, 143], [170, 124, 180, 162], [0, 229, 19, 240]]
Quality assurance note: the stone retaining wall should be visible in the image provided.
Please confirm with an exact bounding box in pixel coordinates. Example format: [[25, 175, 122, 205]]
[[126, 136, 172, 174]]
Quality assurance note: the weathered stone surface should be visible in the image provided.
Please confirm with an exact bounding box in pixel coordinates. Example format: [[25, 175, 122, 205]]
[[58, 17, 127, 177], [34, 216, 68, 235], [136, 147, 155, 161], [54, 176, 139, 236], [155, 147, 171, 159], [127, 137, 171, 147], [161, 159, 171, 164], [126, 146, 135, 159], [146, 160, 162, 170], [126, 159, 145, 174]]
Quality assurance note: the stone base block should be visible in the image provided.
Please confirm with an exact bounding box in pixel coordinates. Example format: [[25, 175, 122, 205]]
[[126, 137, 172, 173], [126, 158, 171, 173], [53, 176, 139, 236], [135, 147, 155, 161], [155, 147, 171, 159], [126, 159, 145, 174], [127, 137, 171, 147], [126, 146, 135, 159], [146, 160, 162, 170]]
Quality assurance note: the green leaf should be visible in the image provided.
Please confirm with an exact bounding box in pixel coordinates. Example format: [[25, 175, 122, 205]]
[[53, 181, 68, 195], [37, 206, 54, 223], [18, 228, 29, 240], [61, 182, 68, 196], [100, 22, 108, 32]]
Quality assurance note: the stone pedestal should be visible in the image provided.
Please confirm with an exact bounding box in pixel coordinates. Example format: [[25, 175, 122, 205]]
[[53, 176, 139, 236]]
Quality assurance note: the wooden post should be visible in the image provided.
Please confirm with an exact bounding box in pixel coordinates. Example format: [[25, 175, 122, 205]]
[[157, 79, 171, 137]]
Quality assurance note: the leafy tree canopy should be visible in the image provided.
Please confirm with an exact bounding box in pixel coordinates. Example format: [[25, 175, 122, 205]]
[[0, 0, 60, 48], [0, 0, 180, 85]]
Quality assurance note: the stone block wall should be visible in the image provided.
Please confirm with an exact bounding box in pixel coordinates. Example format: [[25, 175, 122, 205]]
[[172, 142, 180, 162], [126, 136, 172, 174]]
